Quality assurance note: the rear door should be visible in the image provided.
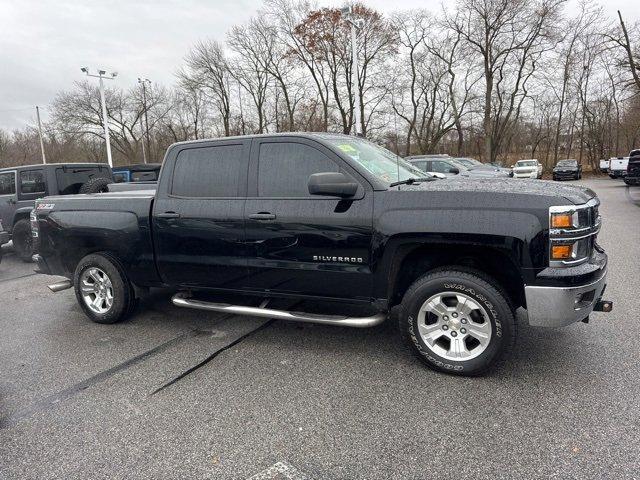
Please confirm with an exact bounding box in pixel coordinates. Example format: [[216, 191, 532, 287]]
[[153, 139, 250, 289], [242, 137, 374, 300], [0, 170, 17, 232]]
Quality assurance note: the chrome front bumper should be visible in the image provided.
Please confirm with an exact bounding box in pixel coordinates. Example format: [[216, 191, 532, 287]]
[[525, 270, 608, 327]]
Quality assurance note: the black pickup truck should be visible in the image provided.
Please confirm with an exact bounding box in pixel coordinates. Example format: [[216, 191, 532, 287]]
[[33, 133, 612, 375]]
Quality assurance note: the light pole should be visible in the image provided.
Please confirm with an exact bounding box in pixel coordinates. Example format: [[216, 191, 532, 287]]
[[81, 67, 117, 167], [341, 6, 363, 137], [35, 106, 46, 164], [138, 77, 152, 163]]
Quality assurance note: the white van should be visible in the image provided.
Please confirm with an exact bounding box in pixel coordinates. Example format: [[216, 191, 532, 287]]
[[609, 157, 629, 178]]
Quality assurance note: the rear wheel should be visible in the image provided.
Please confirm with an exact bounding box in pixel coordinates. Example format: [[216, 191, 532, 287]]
[[399, 268, 516, 376], [73, 253, 137, 324], [12, 219, 34, 262]]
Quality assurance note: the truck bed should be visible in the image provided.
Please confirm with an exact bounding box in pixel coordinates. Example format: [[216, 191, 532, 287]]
[[35, 191, 159, 285]]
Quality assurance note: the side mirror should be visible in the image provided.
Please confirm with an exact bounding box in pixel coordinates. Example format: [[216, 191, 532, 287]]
[[448, 167, 460, 174], [308, 172, 358, 198]]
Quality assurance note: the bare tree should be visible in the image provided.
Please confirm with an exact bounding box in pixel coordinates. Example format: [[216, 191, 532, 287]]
[[179, 40, 233, 136], [448, 0, 563, 162]]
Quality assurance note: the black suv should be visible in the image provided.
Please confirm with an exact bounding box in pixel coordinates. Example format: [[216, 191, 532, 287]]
[[0, 163, 112, 261], [553, 159, 582, 181]]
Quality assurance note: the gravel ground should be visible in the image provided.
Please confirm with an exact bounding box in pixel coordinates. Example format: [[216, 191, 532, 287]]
[[0, 178, 638, 480]]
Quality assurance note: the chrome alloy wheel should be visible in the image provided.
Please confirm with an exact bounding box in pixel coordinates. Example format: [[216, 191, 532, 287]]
[[79, 267, 114, 314], [417, 292, 492, 361]]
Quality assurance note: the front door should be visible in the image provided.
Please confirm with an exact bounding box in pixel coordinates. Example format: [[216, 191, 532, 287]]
[[153, 140, 250, 289], [243, 138, 374, 301], [0, 170, 17, 232]]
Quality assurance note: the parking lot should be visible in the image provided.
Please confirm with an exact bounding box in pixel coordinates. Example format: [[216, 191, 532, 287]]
[[0, 177, 638, 479]]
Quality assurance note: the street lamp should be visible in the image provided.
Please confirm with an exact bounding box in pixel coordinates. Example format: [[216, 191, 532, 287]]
[[137, 77, 152, 164], [81, 67, 117, 167], [340, 6, 363, 137]]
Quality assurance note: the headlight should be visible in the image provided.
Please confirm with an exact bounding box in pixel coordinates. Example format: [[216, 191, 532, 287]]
[[548, 199, 600, 267]]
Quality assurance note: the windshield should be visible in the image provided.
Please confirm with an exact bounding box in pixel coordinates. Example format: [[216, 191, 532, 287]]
[[556, 160, 576, 166], [517, 161, 538, 167], [323, 136, 428, 184]]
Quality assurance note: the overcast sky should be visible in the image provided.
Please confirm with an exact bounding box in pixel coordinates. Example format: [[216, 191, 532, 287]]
[[0, 0, 638, 131]]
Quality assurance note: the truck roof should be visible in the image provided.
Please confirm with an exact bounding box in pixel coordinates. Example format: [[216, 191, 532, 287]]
[[168, 132, 352, 148]]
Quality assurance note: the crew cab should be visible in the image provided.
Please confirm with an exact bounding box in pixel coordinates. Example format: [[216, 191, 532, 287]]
[[33, 134, 612, 375], [0, 163, 112, 261]]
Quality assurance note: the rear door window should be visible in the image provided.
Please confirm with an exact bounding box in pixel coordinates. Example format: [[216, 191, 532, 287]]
[[19, 170, 46, 195], [0, 172, 16, 195], [171, 144, 245, 197]]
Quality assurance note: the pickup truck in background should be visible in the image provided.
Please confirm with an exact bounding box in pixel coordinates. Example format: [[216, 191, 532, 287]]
[[599, 158, 610, 173], [609, 157, 629, 179], [0, 163, 112, 261], [33, 133, 612, 375]]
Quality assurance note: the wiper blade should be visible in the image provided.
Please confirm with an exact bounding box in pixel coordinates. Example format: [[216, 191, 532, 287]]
[[389, 176, 436, 187]]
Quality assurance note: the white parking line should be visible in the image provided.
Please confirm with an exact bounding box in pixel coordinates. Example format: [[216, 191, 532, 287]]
[[247, 461, 310, 480]]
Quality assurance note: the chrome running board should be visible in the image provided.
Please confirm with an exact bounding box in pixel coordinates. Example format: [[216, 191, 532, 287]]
[[171, 292, 386, 328], [48, 280, 72, 293]]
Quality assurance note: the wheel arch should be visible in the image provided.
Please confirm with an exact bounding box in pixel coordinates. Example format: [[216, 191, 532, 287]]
[[385, 242, 526, 310]]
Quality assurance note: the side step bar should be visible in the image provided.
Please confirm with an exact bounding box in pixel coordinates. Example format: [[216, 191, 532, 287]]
[[48, 280, 73, 293], [171, 292, 386, 328]]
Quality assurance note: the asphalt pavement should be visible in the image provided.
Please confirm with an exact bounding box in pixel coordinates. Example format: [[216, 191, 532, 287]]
[[0, 177, 639, 479]]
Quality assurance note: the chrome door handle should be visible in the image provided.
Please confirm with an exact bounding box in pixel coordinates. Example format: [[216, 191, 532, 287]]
[[157, 212, 181, 219]]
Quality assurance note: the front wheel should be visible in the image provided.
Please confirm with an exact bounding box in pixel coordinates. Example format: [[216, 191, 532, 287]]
[[399, 269, 516, 376], [73, 253, 137, 324]]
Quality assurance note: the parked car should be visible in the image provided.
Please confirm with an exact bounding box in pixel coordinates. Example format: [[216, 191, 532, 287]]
[[405, 156, 467, 176], [0, 163, 113, 261], [464, 164, 513, 178], [609, 157, 629, 178], [553, 159, 582, 181], [512, 159, 543, 179], [599, 158, 610, 173], [34, 133, 612, 376], [0, 219, 9, 265], [624, 150, 640, 186], [452, 157, 483, 168], [112, 163, 162, 183]]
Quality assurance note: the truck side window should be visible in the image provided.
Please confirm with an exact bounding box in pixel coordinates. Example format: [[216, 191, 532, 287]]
[[0, 172, 16, 195], [19, 170, 46, 194], [257, 142, 339, 197], [172, 144, 244, 197]]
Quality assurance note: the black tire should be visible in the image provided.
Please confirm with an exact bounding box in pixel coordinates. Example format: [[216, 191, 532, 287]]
[[73, 252, 138, 324], [12, 219, 34, 262], [79, 177, 110, 194], [398, 268, 516, 376]]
